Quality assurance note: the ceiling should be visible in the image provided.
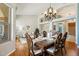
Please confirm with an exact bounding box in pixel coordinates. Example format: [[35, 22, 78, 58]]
[[15, 3, 74, 16]]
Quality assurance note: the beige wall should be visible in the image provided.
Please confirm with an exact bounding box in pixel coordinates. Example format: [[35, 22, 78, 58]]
[[0, 3, 9, 18]]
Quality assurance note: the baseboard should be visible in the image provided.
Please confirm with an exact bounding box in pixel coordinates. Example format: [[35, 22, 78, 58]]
[[6, 49, 16, 56]]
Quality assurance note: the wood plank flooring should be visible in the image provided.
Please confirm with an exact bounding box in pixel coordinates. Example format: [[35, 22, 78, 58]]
[[9, 39, 78, 56], [10, 40, 30, 56], [65, 41, 78, 56]]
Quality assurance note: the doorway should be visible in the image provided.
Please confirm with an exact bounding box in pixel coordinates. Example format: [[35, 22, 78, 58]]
[[68, 22, 76, 42]]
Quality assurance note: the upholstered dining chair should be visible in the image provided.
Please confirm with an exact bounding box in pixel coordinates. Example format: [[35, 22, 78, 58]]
[[15, 35, 21, 50], [59, 32, 68, 55], [46, 33, 62, 56], [25, 33, 43, 56], [43, 31, 47, 37]]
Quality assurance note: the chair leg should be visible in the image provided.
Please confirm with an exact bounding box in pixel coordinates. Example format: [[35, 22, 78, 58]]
[[42, 49, 46, 56], [60, 48, 63, 56], [64, 47, 66, 55]]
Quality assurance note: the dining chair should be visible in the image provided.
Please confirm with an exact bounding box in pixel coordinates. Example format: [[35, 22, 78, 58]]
[[34, 28, 40, 38], [59, 32, 68, 55], [15, 35, 21, 50], [43, 31, 47, 37], [46, 33, 62, 56], [25, 33, 43, 56]]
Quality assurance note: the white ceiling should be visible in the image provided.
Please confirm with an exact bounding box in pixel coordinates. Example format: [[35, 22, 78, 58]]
[[15, 3, 73, 16]]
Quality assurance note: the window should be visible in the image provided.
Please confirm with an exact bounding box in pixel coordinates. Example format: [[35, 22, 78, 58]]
[[0, 3, 11, 44]]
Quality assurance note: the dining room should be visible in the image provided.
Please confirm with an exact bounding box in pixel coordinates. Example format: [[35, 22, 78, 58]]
[[9, 3, 78, 56]]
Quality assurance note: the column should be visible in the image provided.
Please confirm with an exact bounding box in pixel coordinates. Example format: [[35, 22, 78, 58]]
[[76, 3, 79, 47]]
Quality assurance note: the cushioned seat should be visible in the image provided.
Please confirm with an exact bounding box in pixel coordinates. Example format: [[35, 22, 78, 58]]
[[29, 46, 43, 55], [33, 49, 42, 55], [46, 47, 55, 53]]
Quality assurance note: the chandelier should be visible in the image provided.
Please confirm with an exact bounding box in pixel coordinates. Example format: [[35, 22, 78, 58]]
[[44, 4, 57, 20]]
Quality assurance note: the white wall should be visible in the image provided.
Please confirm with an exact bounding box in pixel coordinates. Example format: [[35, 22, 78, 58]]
[[57, 4, 77, 17], [16, 15, 38, 35]]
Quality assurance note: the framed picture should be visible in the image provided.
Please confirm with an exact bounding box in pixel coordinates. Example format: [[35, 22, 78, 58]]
[[0, 23, 4, 36]]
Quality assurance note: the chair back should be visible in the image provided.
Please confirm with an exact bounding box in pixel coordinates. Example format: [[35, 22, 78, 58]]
[[63, 32, 67, 41], [43, 31, 47, 37], [56, 32, 62, 44], [34, 28, 40, 38], [25, 33, 35, 56], [55, 33, 62, 49], [16, 35, 20, 42], [62, 32, 68, 44], [15, 35, 23, 52]]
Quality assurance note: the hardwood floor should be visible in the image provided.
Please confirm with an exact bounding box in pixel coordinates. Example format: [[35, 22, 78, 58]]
[[10, 40, 30, 56], [64, 41, 78, 56], [9, 39, 78, 56]]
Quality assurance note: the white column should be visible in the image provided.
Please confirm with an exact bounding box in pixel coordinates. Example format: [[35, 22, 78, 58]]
[[76, 3, 79, 47]]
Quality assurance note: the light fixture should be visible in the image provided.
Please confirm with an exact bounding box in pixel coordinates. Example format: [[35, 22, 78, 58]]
[[44, 3, 57, 20]]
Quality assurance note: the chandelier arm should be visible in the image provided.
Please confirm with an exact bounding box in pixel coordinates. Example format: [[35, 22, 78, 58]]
[[43, 3, 57, 20]]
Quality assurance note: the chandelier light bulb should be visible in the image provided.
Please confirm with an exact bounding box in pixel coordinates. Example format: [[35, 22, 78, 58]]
[[44, 11, 47, 15], [53, 10, 57, 14], [49, 8, 53, 13]]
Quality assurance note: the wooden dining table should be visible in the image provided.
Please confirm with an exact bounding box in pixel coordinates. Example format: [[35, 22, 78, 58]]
[[34, 39, 56, 49], [34, 38, 56, 55]]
